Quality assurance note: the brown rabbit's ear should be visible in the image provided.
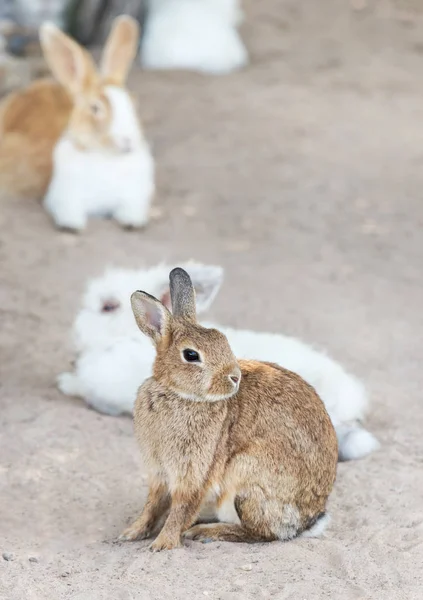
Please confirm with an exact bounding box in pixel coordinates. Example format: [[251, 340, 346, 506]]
[[131, 291, 171, 345], [169, 268, 197, 322], [100, 15, 139, 86], [40, 22, 97, 96]]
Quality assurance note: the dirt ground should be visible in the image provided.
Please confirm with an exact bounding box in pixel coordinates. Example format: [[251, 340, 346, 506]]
[[1, 1, 423, 598]]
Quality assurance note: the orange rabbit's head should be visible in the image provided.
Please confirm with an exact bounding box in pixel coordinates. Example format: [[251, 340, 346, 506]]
[[40, 16, 142, 154]]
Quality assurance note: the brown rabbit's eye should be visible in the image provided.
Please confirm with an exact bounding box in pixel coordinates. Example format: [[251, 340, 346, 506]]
[[183, 349, 200, 363]]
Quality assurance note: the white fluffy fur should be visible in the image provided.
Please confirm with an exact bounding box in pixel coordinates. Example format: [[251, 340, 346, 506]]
[[58, 262, 379, 461], [44, 86, 154, 231], [141, 0, 248, 74]]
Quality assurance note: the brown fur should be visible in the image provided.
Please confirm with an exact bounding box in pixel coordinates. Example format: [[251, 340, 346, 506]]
[[0, 16, 139, 200], [120, 268, 338, 551], [0, 79, 72, 197]]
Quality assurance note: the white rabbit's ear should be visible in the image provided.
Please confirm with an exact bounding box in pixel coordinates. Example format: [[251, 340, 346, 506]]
[[185, 263, 224, 314], [100, 15, 139, 86], [145, 262, 224, 314], [159, 263, 223, 314], [131, 291, 171, 345], [40, 21, 97, 95]]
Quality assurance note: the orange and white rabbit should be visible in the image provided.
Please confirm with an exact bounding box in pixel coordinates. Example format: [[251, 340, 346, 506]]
[[0, 16, 154, 231], [120, 267, 338, 551]]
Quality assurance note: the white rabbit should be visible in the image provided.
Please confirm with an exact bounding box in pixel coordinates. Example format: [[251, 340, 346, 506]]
[[58, 262, 379, 461], [141, 0, 248, 74]]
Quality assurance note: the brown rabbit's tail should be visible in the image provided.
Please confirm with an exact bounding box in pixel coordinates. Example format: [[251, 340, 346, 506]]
[[300, 511, 330, 538]]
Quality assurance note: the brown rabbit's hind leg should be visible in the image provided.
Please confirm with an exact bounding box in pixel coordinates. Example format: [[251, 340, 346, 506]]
[[184, 522, 276, 543], [185, 487, 305, 544], [185, 489, 279, 544], [119, 480, 170, 542], [235, 488, 304, 542], [186, 508, 329, 544]]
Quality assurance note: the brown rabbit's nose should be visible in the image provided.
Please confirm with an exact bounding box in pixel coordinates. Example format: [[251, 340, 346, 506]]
[[230, 376, 239, 384]]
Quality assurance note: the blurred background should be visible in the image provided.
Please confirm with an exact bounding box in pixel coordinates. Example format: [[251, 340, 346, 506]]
[[1, 1, 422, 599]]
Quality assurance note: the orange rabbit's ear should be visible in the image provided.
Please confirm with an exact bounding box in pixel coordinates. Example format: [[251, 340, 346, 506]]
[[40, 22, 97, 95], [100, 15, 139, 86]]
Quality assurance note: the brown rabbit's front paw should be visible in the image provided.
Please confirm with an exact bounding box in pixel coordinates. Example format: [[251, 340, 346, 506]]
[[149, 533, 182, 552]]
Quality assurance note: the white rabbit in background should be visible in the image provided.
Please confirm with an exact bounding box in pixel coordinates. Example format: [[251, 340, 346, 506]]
[[141, 0, 248, 74], [3, 1, 248, 76], [58, 261, 379, 462], [59, 262, 223, 417]]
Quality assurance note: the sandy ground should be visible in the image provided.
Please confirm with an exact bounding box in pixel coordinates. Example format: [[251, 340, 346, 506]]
[[1, 1, 423, 598]]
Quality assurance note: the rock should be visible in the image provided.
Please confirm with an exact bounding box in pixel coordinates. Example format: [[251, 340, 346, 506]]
[[2, 552, 14, 561], [232, 577, 247, 588], [29, 556, 38, 563], [240, 564, 253, 571]]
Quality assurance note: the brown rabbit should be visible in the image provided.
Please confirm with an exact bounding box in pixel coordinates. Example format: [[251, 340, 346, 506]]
[[120, 268, 338, 551]]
